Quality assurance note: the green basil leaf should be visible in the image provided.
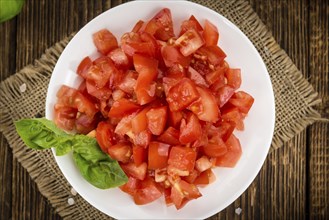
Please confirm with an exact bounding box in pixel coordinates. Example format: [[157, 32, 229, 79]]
[[0, 0, 25, 23], [73, 152, 128, 189], [15, 118, 128, 189]]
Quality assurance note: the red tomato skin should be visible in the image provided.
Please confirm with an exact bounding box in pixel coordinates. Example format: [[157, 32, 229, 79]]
[[203, 20, 219, 46], [108, 142, 132, 163], [179, 113, 202, 144], [119, 176, 140, 196], [77, 56, 92, 78], [226, 68, 241, 90], [133, 145, 147, 166], [157, 126, 180, 145], [215, 134, 242, 167], [176, 28, 205, 56], [54, 106, 77, 131], [93, 29, 118, 55], [96, 121, 116, 153], [161, 45, 191, 68], [121, 162, 148, 180], [75, 113, 98, 134], [148, 142, 171, 170], [146, 106, 167, 135], [228, 91, 254, 114], [108, 98, 141, 118], [215, 85, 235, 108], [133, 177, 163, 205], [179, 15, 203, 35], [166, 78, 200, 112], [168, 146, 197, 174]]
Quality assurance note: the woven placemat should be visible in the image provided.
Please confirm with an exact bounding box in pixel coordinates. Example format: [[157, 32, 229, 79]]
[[0, 0, 322, 219]]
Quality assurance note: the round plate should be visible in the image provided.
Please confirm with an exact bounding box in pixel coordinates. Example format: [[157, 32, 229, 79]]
[[45, 1, 275, 219]]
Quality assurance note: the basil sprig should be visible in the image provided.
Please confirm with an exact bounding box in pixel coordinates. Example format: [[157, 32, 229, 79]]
[[15, 118, 128, 189]]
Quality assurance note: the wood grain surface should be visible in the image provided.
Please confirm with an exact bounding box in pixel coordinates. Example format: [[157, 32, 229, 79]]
[[0, 0, 328, 219]]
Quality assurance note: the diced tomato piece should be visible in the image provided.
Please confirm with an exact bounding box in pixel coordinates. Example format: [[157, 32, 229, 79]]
[[54, 106, 77, 131], [206, 66, 226, 85], [133, 54, 159, 105], [187, 66, 208, 87], [165, 64, 186, 78], [168, 146, 197, 175], [157, 126, 180, 145], [121, 162, 147, 180], [114, 113, 136, 136], [120, 176, 140, 196], [175, 28, 205, 56], [215, 134, 242, 167], [88, 56, 118, 88], [180, 15, 203, 35], [74, 92, 98, 117], [131, 107, 149, 134], [166, 78, 199, 112], [217, 120, 236, 142], [77, 56, 92, 78], [226, 68, 241, 90], [146, 106, 167, 135], [194, 169, 215, 185], [195, 156, 213, 172], [132, 145, 147, 166], [179, 113, 202, 144], [228, 91, 254, 114], [131, 20, 144, 33], [142, 8, 175, 41], [93, 29, 118, 55], [148, 142, 171, 169], [183, 169, 199, 184], [168, 110, 183, 128], [188, 86, 219, 123], [121, 32, 157, 57], [221, 107, 244, 130], [161, 45, 191, 68], [75, 113, 98, 134], [203, 135, 227, 157], [203, 20, 219, 46], [96, 121, 116, 153], [86, 79, 112, 100], [170, 179, 201, 209], [195, 45, 226, 67], [133, 130, 151, 148], [133, 176, 163, 205], [215, 85, 235, 108], [107, 47, 132, 70], [108, 142, 132, 163], [118, 70, 138, 95], [108, 98, 140, 118]]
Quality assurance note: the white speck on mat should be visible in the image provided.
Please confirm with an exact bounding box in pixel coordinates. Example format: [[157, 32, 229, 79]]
[[19, 83, 27, 92], [235, 207, 242, 215], [68, 198, 75, 205], [70, 187, 77, 196]]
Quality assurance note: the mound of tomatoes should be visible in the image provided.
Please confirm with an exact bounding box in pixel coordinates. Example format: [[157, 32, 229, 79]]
[[54, 8, 254, 209]]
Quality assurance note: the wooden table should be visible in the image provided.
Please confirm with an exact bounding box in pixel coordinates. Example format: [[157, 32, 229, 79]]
[[1, 0, 328, 219]]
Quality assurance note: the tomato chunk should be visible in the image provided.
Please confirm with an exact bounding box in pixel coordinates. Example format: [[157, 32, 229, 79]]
[[203, 20, 219, 46], [175, 28, 205, 56], [108, 98, 141, 118], [96, 121, 116, 153], [215, 134, 242, 167], [168, 146, 197, 175], [93, 29, 118, 55], [146, 106, 167, 135], [148, 142, 170, 169], [179, 113, 202, 144]]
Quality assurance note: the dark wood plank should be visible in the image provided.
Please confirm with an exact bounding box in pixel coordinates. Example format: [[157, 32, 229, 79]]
[[308, 0, 329, 218]]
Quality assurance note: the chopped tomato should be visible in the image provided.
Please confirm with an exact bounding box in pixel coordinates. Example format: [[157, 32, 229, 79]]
[[187, 66, 208, 87], [120, 176, 140, 196], [194, 169, 215, 185], [187, 86, 219, 122], [133, 176, 162, 205], [215, 134, 242, 167], [75, 113, 98, 134], [86, 79, 112, 100], [157, 126, 180, 145], [96, 121, 116, 153], [161, 45, 191, 68], [203, 135, 227, 157], [226, 68, 241, 90], [179, 113, 202, 144], [148, 142, 170, 169], [108, 98, 140, 118], [107, 47, 132, 70], [168, 146, 197, 175], [215, 85, 235, 108], [180, 15, 203, 35], [221, 107, 244, 130], [146, 106, 167, 135], [93, 29, 118, 55], [121, 162, 147, 180], [166, 78, 199, 112], [203, 20, 219, 46], [132, 145, 147, 166], [108, 142, 132, 163], [175, 28, 205, 56], [228, 91, 254, 114], [131, 20, 144, 33], [54, 106, 77, 131], [77, 56, 92, 78]]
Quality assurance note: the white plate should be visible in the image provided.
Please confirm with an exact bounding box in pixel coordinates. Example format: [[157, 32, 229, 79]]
[[45, 1, 275, 219]]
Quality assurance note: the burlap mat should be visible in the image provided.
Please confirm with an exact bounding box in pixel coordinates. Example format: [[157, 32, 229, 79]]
[[0, 0, 323, 219]]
